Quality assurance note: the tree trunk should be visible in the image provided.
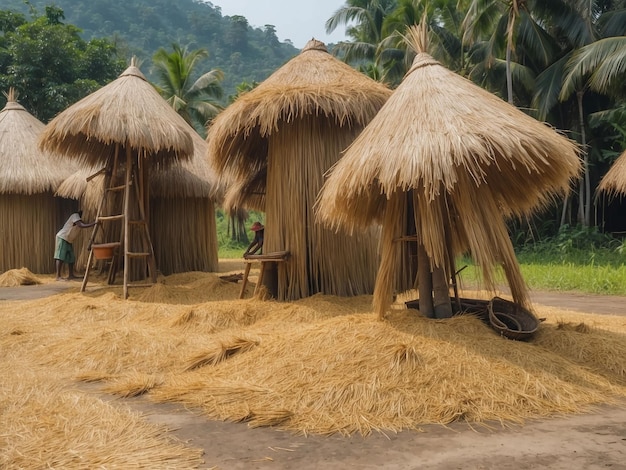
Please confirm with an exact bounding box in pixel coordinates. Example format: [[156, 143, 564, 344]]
[[577, 90, 590, 227], [432, 265, 452, 319], [417, 241, 434, 318]]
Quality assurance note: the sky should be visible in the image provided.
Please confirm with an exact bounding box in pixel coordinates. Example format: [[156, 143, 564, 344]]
[[209, 0, 349, 48]]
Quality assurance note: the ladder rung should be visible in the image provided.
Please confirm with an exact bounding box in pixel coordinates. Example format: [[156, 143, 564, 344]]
[[127, 252, 151, 258], [107, 185, 126, 192], [98, 215, 124, 222], [129, 220, 147, 225], [127, 283, 157, 288]]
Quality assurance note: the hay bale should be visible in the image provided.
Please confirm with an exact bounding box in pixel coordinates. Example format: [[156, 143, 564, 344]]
[[0, 267, 42, 286]]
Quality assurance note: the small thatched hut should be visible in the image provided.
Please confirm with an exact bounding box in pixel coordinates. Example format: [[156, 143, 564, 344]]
[[39, 59, 195, 294], [57, 130, 221, 275], [208, 39, 392, 301], [0, 89, 76, 274], [317, 27, 581, 319]]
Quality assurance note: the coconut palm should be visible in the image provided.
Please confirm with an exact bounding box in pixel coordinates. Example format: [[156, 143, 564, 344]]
[[325, 0, 397, 64], [152, 44, 224, 138], [463, 0, 564, 104], [533, 3, 626, 226]]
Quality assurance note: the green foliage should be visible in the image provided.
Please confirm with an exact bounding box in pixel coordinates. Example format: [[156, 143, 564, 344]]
[[215, 209, 265, 259], [152, 43, 224, 137], [0, 5, 125, 121], [2, 0, 299, 99]]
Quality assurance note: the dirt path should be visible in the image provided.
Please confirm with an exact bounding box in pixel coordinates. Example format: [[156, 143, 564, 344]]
[[3, 265, 626, 469]]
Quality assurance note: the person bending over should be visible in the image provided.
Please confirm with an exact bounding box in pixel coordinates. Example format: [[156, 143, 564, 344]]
[[54, 211, 96, 280]]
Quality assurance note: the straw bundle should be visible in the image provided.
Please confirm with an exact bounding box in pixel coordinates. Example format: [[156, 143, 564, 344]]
[[597, 149, 626, 197], [317, 25, 581, 317], [0, 267, 42, 286]]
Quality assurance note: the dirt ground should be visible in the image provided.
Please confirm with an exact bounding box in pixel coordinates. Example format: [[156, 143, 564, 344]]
[[2, 261, 626, 469]]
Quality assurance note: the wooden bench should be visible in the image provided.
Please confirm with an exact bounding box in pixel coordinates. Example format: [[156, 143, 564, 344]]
[[239, 251, 290, 299]]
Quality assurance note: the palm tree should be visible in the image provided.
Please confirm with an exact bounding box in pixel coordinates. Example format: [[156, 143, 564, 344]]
[[152, 43, 224, 137], [463, 0, 562, 104], [325, 0, 397, 64], [533, 3, 626, 226]]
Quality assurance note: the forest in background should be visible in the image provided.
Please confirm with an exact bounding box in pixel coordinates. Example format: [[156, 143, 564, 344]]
[[1, 0, 300, 97]]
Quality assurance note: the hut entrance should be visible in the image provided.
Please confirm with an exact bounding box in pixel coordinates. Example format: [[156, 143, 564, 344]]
[[80, 145, 157, 298]]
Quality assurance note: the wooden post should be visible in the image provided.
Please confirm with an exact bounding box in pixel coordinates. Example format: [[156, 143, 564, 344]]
[[417, 241, 434, 318]]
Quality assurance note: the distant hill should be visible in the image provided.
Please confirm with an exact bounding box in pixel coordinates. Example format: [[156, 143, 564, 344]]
[[3, 0, 301, 98]]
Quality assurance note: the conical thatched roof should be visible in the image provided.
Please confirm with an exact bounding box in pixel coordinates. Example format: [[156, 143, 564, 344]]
[[317, 34, 581, 316], [0, 89, 75, 194], [39, 59, 194, 169], [208, 38, 392, 191], [597, 149, 626, 197], [318, 52, 581, 230]]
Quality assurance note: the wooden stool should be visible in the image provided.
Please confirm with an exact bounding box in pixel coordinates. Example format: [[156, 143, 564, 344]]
[[239, 251, 289, 299]]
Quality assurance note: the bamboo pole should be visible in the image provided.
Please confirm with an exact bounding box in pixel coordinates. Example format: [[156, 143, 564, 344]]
[[123, 147, 132, 299]]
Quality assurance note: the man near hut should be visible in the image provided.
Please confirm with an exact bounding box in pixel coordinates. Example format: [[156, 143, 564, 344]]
[[243, 222, 264, 258], [54, 211, 95, 281]]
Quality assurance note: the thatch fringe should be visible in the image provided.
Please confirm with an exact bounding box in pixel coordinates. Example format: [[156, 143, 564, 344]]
[[597, 149, 626, 198]]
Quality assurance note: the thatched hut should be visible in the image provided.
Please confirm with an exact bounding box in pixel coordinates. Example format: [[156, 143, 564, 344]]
[[39, 59, 195, 295], [0, 89, 76, 274], [57, 130, 221, 275], [208, 39, 392, 301], [317, 27, 581, 319]]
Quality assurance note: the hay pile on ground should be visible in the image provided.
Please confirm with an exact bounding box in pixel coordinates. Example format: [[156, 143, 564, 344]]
[[0, 267, 42, 286], [2, 272, 626, 454]]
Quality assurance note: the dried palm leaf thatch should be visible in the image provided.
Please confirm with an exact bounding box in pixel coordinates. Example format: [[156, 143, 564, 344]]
[[208, 39, 392, 180], [0, 267, 42, 286], [39, 58, 194, 169], [57, 146, 221, 276], [150, 196, 219, 274], [207, 40, 390, 301], [317, 25, 581, 317], [0, 90, 77, 274], [222, 166, 267, 212], [150, 130, 223, 200], [0, 88, 76, 195], [0, 363, 203, 469], [597, 149, 626, 197], [263, 116, 380, 300]]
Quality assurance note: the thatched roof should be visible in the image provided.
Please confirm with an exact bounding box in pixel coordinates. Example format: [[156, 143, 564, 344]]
[[39, 59, 194, 169], [318, 52, 581, 231], [57, 130, 220, 203], [597, 149, 626, 198], [0, 89, 75, 195], [208, 38, 392, 182]]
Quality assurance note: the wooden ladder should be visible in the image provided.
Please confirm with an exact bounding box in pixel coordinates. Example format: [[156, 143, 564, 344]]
[[81, 146, 157, 298]]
